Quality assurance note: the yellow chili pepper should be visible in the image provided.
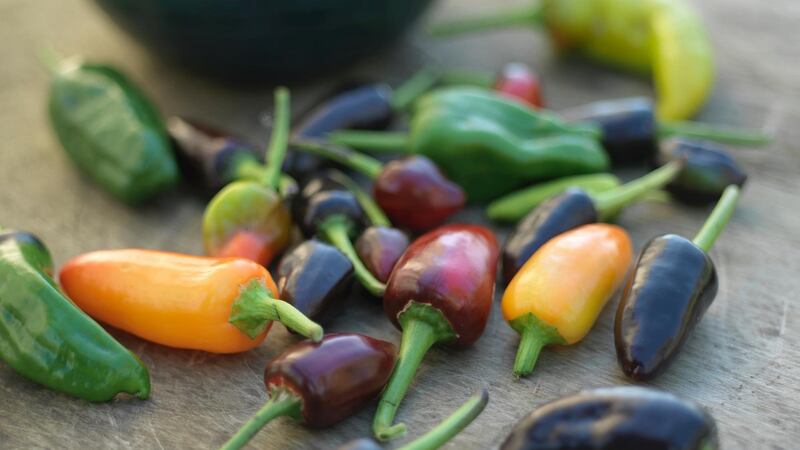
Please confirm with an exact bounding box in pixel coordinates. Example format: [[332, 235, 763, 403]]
[[502, 224, 632, 377]]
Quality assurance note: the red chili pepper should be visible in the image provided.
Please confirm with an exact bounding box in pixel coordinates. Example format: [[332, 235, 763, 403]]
[[494, 63, 544, 109]]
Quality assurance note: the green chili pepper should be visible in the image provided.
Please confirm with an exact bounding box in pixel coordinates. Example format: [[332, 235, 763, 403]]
[[0, 228, 150, 402], [331, 87, 608, 202], [47, 60, 179, 203]]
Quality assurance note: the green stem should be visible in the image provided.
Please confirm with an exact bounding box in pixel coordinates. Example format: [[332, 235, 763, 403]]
[[439, 70, 495, 88], [692, 185, 741, 252], [328, 170, 391, 227], [229, 279, 323, 341], [429, 5, 543, 37], [592, 161, 682, 216], [509, 313, 565, 378], [399, 389, 489, 450], [262, 87, 291, 190], [230, 156, 267, 182], [38, 46, 64, 75], [219, 389, 302, 450], [658, 121, 772, 146], [319, 216, 386, 297], [392, 68, 440, 111], [291, 139, 383, 179], [330, 130, 410, 153]]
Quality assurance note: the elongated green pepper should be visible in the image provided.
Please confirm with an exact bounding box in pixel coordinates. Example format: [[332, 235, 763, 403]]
[[0, 229, 150, 401]]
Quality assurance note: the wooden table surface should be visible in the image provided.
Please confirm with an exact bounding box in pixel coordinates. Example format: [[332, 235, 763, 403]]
[[1, 1, 799, 449]]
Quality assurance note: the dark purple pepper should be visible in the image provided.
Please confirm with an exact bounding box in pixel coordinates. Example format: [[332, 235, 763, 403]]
[[293, 171, 366, 237], [355, 226, 409, 283], [336, 439, 383, 450]]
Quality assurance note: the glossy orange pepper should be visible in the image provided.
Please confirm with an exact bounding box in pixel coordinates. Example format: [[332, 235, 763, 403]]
[[59, 249, 323, 353], [502, 224, 632, 377]]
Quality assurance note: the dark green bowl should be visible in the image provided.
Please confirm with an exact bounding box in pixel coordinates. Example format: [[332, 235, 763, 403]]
[[93, 0, 434, 80]]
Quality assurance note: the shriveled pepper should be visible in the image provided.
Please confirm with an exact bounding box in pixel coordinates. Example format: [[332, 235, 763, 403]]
[[503, 224, 632, 377], [0, 229, 150, 401], [220, 333, 396, 450], [502, 161, 680, 282], [47, 59, 179, 203], [500, 386, 718, 450], [59, 249, 323, 353], [431, 0, 714, 120], [616, 185, 739, 381], [202, 88, 292, 267], [330, 87, 608, 202], [374, 225, 498, 440], [293, 139, 466, 230]]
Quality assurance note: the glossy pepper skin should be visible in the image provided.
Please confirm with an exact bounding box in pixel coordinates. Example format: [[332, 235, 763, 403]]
[[494, 62, 544, 108], [276, 240, 353, 321], [656, 138, 747, 204], [503, 224, 632, 377], [0, 230, 150, 401], [59, 249, 323, 353], [500, 386, 718, 450], [48, 61, 179, 203], [356, 226, 410, 283]]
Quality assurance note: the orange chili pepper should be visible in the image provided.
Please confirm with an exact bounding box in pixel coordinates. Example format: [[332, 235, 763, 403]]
[[59, 249, 323, 353], [502, 224, 632, 377]]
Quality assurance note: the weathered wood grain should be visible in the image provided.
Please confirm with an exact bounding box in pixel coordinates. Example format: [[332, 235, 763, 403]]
[[1, 0, 798, 449]]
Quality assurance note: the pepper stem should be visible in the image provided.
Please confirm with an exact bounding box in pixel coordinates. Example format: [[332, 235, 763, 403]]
[[692, 185, 741, 252], [592, 160, 683, 217], [658, 121, 772, 146], [439, 70, 495, 88], [319, 215, 387, 297], [330, 130, 410, 153], [392, 68, 440, 111], [219, 388, 302, 450], [262, 87, 291, 190], [374, 302, 458, 441], [509, 313, 565, 378], [328, 170, 392, 227], [399, 389, 489, 450], [229, 279, 323, 341], [429, 5, 543, 37], [291, 139, 383, 179]]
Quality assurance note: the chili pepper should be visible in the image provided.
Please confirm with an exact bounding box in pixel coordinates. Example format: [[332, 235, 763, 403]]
[[202, 88, 292, 267], [616, 185, 739, 381], [294, 170, 386, 296], [220, 333, 396, 450], [374, 225, 498, 440], [430, 0, 714, 120], [502, 224, 632, 377], [494, 62, 544, 108], [562, 97, 772, 163], [0, 229, 150, 401], [275, 240, 353, 322], [655, 138, 748, 205], [500, 386, 718, 450], [293, 140, 466, 230], [338, 389, 488, 450], [502, 161, 680, 282], [59, 249, 323, 353], [47, 59, 179, 203], [330, 87, 608, 202]]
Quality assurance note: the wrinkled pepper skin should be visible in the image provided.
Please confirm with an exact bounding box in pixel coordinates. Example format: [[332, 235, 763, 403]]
[[294, 172, 366, 237], [494, 62, 544, 108], [500, 386, 718, 450], [265, 333, 396, 428], [48, 62, 179, 203], [276, 240, 353, 321], [385, 225, 499, 346], [615, 234, 717, 381], [656, 138, 747, 204], [502, 189, 597, 283], [410, 87, 608, 202], [59, 250, 280, 353], [0, 231, 150, 401], [356, 226, 409, 283]]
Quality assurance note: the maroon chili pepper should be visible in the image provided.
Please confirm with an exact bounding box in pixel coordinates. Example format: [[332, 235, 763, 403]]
[[494, 62, 544, 109], [372, 224, 498, 441], [356, 226, 410, 283]]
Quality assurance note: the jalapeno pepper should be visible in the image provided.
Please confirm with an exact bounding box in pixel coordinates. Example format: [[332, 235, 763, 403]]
[[503, 224, 632, 377], [616, 185, 739, 381], [59, 249, 322, 353], [500, 386, 718, 450], [330, 87, 607, 202], [0, 229, 150, 401], [202, 88, 293, 267], [374, 225, 498, 440], [220, 333, 396, 450], [293, 139, 466, 230], [502, 161, 681, 282]]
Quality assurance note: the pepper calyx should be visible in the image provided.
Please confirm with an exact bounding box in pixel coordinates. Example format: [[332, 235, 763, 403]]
[[509, 313, 565, 378], [398, 301, 459, 345], [229, 279, 323, 341]]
